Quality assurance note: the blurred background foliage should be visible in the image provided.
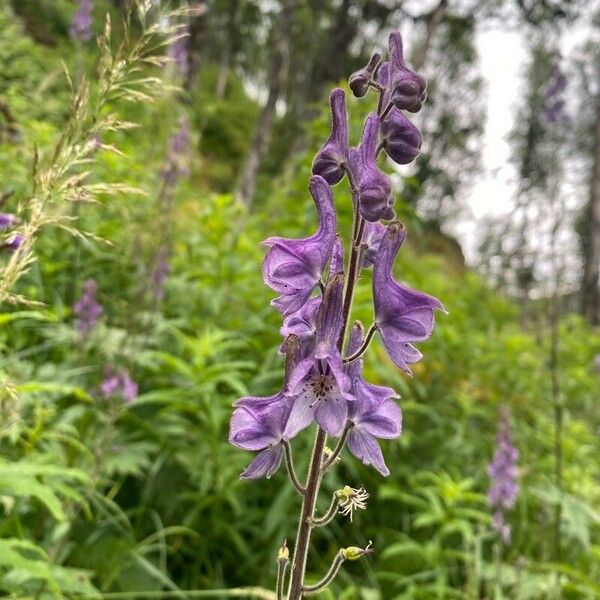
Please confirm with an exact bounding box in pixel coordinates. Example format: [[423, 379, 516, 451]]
[[0, 0, 599, 598]]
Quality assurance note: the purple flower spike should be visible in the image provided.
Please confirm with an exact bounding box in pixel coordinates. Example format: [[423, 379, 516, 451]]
[[351, 114, 394, 222], [312, 89, 350, 185], [380, 108, 422, 165], [69, 0, 94, 43], [346, 323, 401, 476], [286, 275, 354, 437], [0, 214, 16, 230], [388, 32, 427, 113], [373, 222, 445, 374], [101, 367, 138, 403], [262, 176, 336, 315], [487, 407, 519, 545], [73, 278, 103, 336]]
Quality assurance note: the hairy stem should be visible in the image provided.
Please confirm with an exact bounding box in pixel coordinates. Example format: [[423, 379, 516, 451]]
[[310, 494, 339, 527], [287, 200, 366, 600], [321, 421, 353, 472], [283, 441, 306, 495], [301, 551, 345, 595]]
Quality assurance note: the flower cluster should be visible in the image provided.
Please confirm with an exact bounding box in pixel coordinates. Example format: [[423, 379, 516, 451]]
[[230, 32, 444, 597], [168, 23, 190, 78], [487, 406, 519, 545], [161, 118, 191, 189], [544, 60, 568, 125], [73, 278, 103, 337], [101, 367, 138, 403], [69, 0, 94, 43], [1, 198, 22, 253]]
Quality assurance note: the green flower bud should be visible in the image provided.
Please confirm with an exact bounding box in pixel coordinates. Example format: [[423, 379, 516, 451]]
[[342, 541, 373, 561]]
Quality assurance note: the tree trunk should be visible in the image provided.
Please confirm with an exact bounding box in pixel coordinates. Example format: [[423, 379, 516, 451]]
[[235, 2, 295, 207], [581, 100, 600, 325], [185, 2, 207, 92], [411, 0, 447, 71]]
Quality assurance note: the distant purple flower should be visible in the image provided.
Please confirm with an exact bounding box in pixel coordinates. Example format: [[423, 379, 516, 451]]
[[73, 279, 103, 336], [346, 323, 401, 476], [487, 407, 519, 544], [161, 118, 190, 188], [2, 234, 23, 252], [372, 222, 446, 374], [544, 61, 568, 125], [69, 0, 94, 43], [594, 353, 600, 374], [101, 367, 138, 403], [262, 176, 336, 315], [168, 24, 189, 77], [152, 246, 170, 303], [0, 214, 16, 230]]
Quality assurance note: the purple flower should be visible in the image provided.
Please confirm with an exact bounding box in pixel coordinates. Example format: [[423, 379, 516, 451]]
[[487, 407, 519, 544], [3, 234, 23, 252], [380, 108, 422, 165], [152, 247, 170, 303], [229, 394, 295, 479], [285, 274, 354, 437], [101, 367, 138, 403], [69, 0, 94, 43], [360, 221, 386, 268], [346, 323, 401, 476], [388, 32, 427, 113], [161, 118, 190, 187], [73, 279, 103, 336], [168, 25, 189, 77], [594, 353, 600, 374], [543, 61, 568, 125], [372, 222, 445, 374], [349, 53, 381, 98], [312, 89, 349, 185], [349, 114, 394, 222], [262, 176, 336, 315], [0, 214, 16, 230]]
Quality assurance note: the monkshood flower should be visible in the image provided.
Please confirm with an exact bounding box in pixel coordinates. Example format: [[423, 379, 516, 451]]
[[161, 118, 190, 188], [168, 24, 189, 77], [152, 246, 170, 302], [388, 32, 427, 113], [101, 367, 138, 403], [349, 114, 394, 222], [487, 407, 519, 544], [544, 61, 568, 125], [0, 214, 16, 230], [346, 323, 401, 476], [2, 234, 23, 252], [312, 89, 349, 185], [380, 108, 422, 165], [286, 274, 354, 437], [73, 278, 103, 336], [349, 53, 381, 98], [262, 176, 336, 315], [373, 222, 446, 374], [69, 0, 94, 43], [360, 221, 386, 268]]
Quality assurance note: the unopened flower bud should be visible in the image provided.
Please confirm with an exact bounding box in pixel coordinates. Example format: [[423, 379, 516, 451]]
[[348, 53, 381, 98], [277, 540, 289, 563], [342, 541, 373, 561]]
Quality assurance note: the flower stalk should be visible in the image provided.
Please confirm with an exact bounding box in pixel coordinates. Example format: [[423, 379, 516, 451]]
[[229, 31, 444, 598]]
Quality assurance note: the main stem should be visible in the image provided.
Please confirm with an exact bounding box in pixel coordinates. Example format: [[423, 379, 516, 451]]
[[287, 197, 364, 600]]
